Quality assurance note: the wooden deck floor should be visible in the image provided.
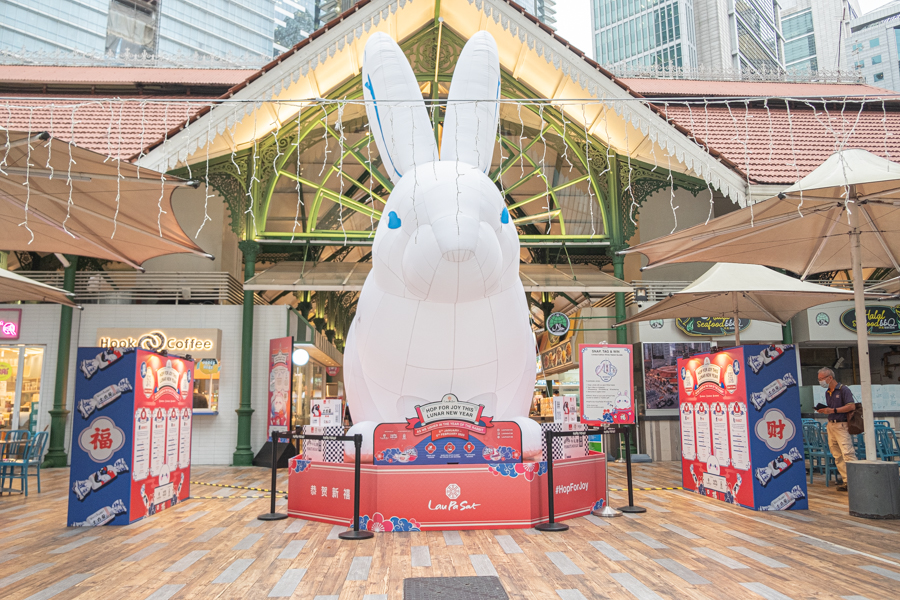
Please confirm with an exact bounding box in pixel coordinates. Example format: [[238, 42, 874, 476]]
[[1, 462, 899, 599]]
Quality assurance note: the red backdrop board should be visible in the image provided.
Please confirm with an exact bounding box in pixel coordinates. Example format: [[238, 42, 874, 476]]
[[129, 350, 193, 520], [677, 348, 754, 508], [373, 421, 522, 466], [268, 337, 293, 439], [287, 454, 607, 530]]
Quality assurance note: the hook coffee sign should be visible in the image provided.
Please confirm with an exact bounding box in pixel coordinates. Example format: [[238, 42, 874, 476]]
[[840, 306, 900, 335], [96, 328, 221, 359], [676, 317, 751, 337]]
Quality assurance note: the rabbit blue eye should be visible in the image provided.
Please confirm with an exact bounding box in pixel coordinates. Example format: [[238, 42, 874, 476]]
[[387, 211, 401, 229], [501, 207, 510, 224]]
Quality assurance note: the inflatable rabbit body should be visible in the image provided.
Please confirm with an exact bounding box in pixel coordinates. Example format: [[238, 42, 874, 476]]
[[344, 31, 541, 459]]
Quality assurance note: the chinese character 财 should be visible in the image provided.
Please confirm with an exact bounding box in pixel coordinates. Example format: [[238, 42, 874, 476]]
[[90, 427, 113, 450], [767, 419, 786, 440]]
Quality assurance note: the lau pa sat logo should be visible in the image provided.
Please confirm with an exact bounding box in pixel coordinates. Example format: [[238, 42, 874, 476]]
[[428, 483, 480, 511]]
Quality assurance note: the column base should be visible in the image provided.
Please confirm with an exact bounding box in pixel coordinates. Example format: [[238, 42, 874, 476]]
[[233, 449, 255, 466], [847, 460, 900, 519], [41, 450, 69, 469]]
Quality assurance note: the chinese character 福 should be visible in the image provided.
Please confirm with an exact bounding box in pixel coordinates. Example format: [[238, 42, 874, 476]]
[[90, 427, 113, 450]]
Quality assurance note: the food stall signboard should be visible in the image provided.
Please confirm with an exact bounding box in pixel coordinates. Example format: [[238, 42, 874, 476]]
[[579, 344, 635, 425]]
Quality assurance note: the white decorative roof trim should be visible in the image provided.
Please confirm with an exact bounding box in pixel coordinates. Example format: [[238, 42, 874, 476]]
[[139, 0, 747, 206]]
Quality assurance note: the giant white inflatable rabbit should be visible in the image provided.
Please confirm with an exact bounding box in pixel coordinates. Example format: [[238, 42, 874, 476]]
[[343, 31, 540, 461]]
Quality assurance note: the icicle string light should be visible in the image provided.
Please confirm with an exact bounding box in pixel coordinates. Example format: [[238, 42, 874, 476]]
[[245, 105, 260, 235], [318, 104, 330, 177], [63, 106, 77, 237], [336, 99, 346, 244], [111, 99, 124, 238], [157, 103, 170, 236], [46, 103, 54, 179], [516, 102, 525, 179], [291, 108, 304, 243], [196, 113, 213, 238], [580, 103, 596, 238], [538, 103, 550, 231], [19, 108, 35, 243]]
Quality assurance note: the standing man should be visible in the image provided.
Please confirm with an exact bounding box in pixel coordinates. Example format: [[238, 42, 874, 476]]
[[816, 367, 857, 491]]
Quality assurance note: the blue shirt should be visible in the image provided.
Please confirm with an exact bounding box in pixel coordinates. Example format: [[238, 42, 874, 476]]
[[825, 383, 855, 422]]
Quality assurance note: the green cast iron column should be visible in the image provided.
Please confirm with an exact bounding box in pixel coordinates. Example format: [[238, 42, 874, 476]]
[[612, 254, 628, 344], [43, 255, 77, 468], [234, 240, 260, 466], [782, 321, 793, 344], [604, 152, 628, 344]]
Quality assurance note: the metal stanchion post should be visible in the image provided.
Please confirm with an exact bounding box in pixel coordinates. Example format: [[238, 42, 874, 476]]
[[616, 426, 646, 514], [339, 434, 374, 540], [593, 426, 622, 518], [536, 430, 568, 532], [258, 431, 288, 521]]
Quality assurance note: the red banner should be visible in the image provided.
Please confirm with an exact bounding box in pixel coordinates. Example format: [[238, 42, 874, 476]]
[[267, 337, 293, 440]]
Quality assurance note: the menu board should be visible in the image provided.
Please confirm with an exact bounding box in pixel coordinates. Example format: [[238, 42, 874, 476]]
[[579, 344, 635, 425], [677, 345, 807, 511]]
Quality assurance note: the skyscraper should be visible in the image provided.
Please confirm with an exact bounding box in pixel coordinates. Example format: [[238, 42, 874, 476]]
[[0, 0, 276, 65], [591, 0, 785, 76], [846, 0, 900, 90], [780, 0, 860, 73]]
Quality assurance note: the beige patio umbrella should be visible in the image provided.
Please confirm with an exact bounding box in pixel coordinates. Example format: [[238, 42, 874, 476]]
[[621, 263, 852, 344], [623, 149, 900, 461], [1, 268, 79, 308], [0, 130, 210, 269]]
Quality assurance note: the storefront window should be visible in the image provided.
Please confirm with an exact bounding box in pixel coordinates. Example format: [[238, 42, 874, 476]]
[[0, 346, 44, 433], [193, 358, 220, 413]]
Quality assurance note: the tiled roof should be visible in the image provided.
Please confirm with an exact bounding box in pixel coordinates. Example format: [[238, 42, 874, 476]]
[[0, 66, 256, 86], [0, 98, 204, 160], [618, 78, 888, 99], [662, 104, 900, 184]]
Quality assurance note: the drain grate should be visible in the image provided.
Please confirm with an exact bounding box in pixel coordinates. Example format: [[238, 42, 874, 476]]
[[404, 576, 509, 599]]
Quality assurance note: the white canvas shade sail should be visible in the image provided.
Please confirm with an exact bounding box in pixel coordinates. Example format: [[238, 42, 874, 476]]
[[0, 130, 210, 269], [244, 261, 632, 294], [624, 149, 900, 461], [621, 263, 852, 340], [0, 268, 79, 308]]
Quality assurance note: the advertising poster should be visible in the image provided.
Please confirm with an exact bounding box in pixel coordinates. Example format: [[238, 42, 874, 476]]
[[268, 336, 293, 439], [678, 345, 807, 511], [643, 342, 710, 412], [579, 344, 635, 425], [130, 350, 193, 520], [373, 394, 522, 466], [68, 347, 193, 526], [678, 348, 752, 508]]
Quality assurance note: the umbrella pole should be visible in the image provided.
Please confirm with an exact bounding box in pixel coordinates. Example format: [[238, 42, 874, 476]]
[[733, 293, 741, 346], [849, 207, 877, 462]]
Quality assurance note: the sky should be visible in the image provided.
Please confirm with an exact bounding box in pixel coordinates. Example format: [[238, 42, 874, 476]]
[[554, 0, 900, 61]]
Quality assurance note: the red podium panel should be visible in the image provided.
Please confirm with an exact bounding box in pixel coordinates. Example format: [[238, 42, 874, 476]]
[[287, 453, 607, 531]]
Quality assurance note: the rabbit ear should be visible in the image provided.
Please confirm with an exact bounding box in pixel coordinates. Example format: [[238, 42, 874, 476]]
[[362, 33, 437, 183], [441, 31, 501, 173]]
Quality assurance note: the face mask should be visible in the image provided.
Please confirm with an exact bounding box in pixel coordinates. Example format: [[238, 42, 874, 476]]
[[819, 379, 829, 389]]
